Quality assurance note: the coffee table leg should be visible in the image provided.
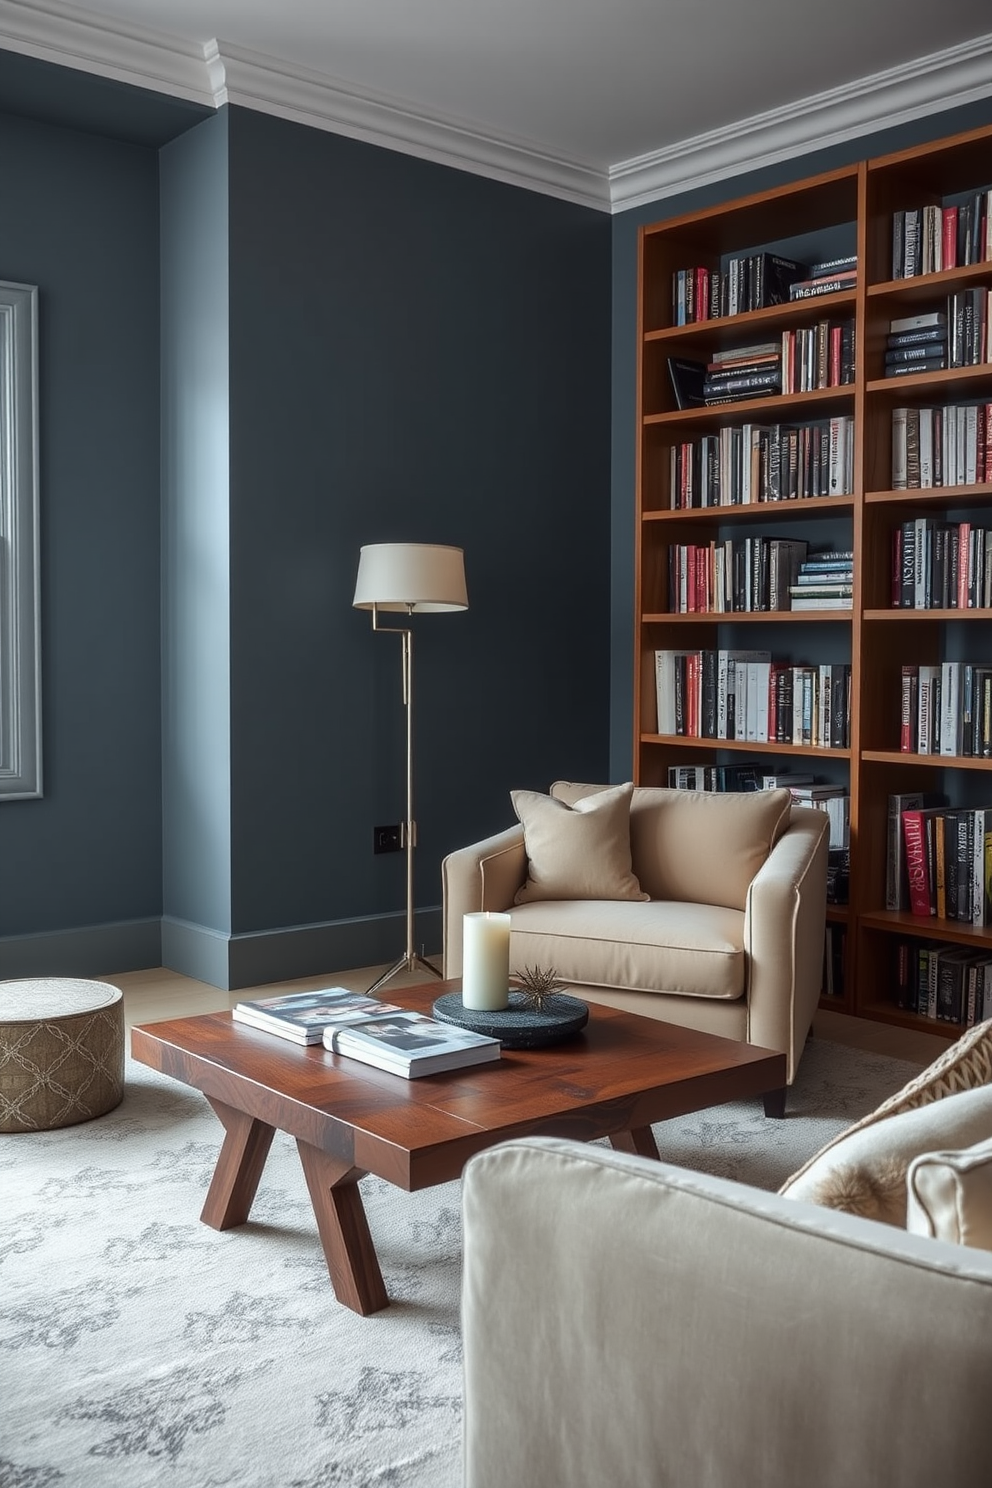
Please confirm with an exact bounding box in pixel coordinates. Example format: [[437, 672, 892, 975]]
[[296, 1139, 390, 1316], [201, 1097, 276, 1229], [610, 1126, 660, 1159]]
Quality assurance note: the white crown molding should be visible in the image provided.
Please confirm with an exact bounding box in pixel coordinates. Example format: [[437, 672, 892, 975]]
[[610, 31, 992, 213], [1, 1, 990, 218], [204, 40, 610, 212], [0, 0, 211, 104]]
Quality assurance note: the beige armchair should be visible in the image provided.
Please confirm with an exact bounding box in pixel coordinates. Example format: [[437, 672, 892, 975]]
[[443, 781, 829, 1108]]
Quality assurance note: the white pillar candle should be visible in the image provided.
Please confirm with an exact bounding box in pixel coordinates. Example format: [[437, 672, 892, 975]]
[[462, 912, 511, 1010]]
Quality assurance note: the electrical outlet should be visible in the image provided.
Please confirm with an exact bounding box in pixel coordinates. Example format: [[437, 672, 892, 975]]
[[374, 823, 404, 854]]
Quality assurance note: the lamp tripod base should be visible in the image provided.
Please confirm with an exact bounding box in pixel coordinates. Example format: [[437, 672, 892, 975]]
[[367, 950, 443, 996]]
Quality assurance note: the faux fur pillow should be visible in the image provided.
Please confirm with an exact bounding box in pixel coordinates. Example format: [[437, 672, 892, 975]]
[[511, 782, 648, 906], [782, 1017, 992, 1211], [780, 1079, 992, 1226]]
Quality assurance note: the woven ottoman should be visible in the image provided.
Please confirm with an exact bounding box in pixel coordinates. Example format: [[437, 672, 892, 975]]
[[0, 978, 125, 1132]]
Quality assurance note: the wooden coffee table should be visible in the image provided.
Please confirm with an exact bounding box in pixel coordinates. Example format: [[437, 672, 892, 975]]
[[131, 981, 784, 1315]]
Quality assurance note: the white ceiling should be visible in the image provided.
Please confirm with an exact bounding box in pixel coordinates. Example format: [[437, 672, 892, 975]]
[[3, 0, 992, 208]]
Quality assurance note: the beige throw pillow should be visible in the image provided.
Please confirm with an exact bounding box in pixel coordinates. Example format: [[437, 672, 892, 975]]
[[511, 782, 648, 906], [906, 1137, 992, 1249]]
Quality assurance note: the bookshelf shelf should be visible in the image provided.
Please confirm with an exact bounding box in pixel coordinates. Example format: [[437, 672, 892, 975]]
[[644, 384, 853, 427], [639, 735, 850, 760], [635, 118, 992, 1036], [643, 289, 858, 344], [863, 609, 992, 622], [864, 484, 992, 507], [642, 495, 855, 522], [862, 750, 992, 770], [643, 610, 852, 624]]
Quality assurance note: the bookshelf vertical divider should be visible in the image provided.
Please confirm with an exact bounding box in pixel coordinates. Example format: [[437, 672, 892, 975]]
[[634, 123, 992, 1039]]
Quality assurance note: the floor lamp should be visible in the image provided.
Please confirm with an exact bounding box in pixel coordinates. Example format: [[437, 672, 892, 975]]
[[353, 542, 469, 995]]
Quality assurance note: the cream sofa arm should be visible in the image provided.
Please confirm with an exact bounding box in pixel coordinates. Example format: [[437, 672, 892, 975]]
[[462, 1137, 992, 1488], [744, 805, 829, 1085], [442, 826, 526, 978]]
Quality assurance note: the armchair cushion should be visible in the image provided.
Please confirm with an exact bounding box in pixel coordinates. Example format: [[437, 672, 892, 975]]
[[510, 781, 648, 905], [509, 899, 745, 998], [907, 1137, 992, 1249], [551, 781, 792, 910]]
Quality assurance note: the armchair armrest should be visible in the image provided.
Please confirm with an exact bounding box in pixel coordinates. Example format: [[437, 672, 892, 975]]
[[442, 825, 526, 977], [744, 805, 829, 1083], [462, 1137, 992, 1488]]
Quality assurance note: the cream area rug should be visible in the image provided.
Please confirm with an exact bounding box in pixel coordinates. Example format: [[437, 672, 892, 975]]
[[2, 1036, 920, 1488]]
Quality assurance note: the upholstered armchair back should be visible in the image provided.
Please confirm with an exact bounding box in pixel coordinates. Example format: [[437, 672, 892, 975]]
[[549, 782, 792, 911]]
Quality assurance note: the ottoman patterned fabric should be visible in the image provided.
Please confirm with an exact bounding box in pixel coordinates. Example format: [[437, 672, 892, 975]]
[[0, 978, 125, 1132]]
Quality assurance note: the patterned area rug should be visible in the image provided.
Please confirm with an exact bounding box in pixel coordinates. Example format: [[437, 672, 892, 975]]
[[2, 1036, 921, 1488]]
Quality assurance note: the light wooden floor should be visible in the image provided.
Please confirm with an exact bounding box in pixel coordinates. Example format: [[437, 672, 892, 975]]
[[105, 963, 949, 1069]]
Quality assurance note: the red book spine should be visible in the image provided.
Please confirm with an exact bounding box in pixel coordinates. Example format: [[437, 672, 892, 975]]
[[829, 324, 842, 386], [902, 809, 933, 916], [695, 266, 709, 322], [942, 206, 958, 271], [958, 523, 971, 609], [892, 527, 902, 606]]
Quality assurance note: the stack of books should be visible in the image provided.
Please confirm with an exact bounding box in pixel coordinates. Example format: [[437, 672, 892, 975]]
[[787, 255, 857, 301], [667, 346, 782, 409], [232, 988, 501, 1077], [788, 549, 854, 611], [884, 312, 947, 377]]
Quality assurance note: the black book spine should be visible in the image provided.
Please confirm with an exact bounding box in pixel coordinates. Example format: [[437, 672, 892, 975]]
[[701, 649, 717, 738]]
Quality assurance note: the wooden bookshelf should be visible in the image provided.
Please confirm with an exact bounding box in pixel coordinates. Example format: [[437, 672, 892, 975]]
[[634, 123, 992, 1041]]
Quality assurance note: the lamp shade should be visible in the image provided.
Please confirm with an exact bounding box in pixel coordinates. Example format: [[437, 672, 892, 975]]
[[353, 543, 468, 613]]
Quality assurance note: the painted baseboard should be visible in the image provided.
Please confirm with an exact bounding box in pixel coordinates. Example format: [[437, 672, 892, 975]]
[[163, 909, 444, 990], [0, 918, 162, 980], [0, 910, 443, 991]]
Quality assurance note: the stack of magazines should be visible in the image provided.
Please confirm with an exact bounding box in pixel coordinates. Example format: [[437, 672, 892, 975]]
[[232, 987, 501, 1077], [232, 987, 404, 1045], [322, 1011, 501, 1078]]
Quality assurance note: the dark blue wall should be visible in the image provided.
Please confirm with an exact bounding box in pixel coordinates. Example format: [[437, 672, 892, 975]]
[[226, 107, 613, 941], [0, 111, 162, 940], [609, 96, 992, 780]]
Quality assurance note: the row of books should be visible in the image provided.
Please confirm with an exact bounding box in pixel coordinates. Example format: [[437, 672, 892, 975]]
[[664, 761, 768, 792], [780, 319, 855, 391], [666, 540, 855, 614], [231, 987, 500, 1075], [894, 939, 992, 1026], [899, 662, 992, 759], [654, 649, 851, 747], [667, 416, 854, 508], [889, 794, 992, 925], [668, 319, 854, 409], [891, 192, 992, 279], [667, 536, 806, 613], [891, 401, 992, 489], [671, 252, 807, 324], [891, 518, 992, 610]]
